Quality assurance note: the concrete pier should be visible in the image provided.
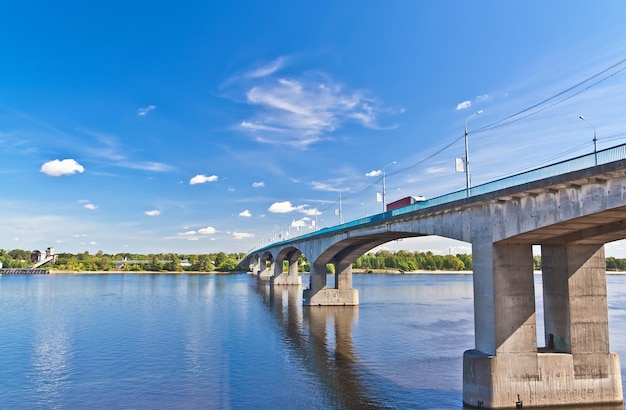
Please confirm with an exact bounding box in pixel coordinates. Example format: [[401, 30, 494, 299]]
[[303, 260, 358, 306], [270, 252, 302, 285], [463, 241, 622, 408]]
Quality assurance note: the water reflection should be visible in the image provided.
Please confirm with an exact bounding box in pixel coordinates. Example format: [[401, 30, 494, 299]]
[[256, 282, 397, 409], [30, 278, 73, 408]]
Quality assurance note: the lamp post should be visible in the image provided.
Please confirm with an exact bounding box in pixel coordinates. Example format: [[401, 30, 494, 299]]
[[579, 115, 598, 165], [361, 202, 368, 217], [382, 161, 397, 212], [464, 110, 483, 197], [339, 191, 344, 224]]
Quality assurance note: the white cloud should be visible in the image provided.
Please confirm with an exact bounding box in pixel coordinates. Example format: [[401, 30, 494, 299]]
[[189, 174, 218, 185], [137, 105, 156, 116], [198, 226, 217, 234], [40, 159, 84, 176], [291, 219, 307, 228], [233, 231, 254, 239], [178, 230, 197, 236], [239, 210, 252, 217], [456, 100, 472, 110], [476, 94, 490, 102], [84, 203, 98, 210], [145, 210, 161, 216], [268, 201, 299, 213], [300, 207, 320, 216], [235, 66, 396, 148], [365, 169, 382, 177], [252, 181, 265, 188]]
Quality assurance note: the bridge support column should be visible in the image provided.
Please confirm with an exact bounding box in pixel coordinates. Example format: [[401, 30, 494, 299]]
[[249, 257, 260, 275], [257, 258, 273, 280], [541, 243, 622, 403], [303, 261, 358, 306], [463, 241, 622, 408], [271, 257, 302, 285]]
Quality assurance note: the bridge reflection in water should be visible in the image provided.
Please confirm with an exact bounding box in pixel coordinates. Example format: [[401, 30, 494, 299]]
[[255, 281, 409, 409], [253, 279, 624, 410]]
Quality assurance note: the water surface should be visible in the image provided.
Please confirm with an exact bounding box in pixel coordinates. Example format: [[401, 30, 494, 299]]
[[0, 273, 624, 409]]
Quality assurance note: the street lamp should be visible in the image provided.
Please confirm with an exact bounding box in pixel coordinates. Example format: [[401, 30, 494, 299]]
[[361, 202, 368, 217], [579, 115, 598, 165], [464, 110, 483, 197], [382, 161, 397, 212]]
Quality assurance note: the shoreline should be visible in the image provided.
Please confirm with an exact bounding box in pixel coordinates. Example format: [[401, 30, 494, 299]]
[[18, 269, 626, 275]]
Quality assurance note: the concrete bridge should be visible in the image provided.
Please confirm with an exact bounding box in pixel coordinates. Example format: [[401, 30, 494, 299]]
[[242, 144, 626, 408]]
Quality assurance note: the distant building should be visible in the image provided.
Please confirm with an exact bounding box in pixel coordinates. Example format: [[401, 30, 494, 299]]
[[30, 247, 58, 267]]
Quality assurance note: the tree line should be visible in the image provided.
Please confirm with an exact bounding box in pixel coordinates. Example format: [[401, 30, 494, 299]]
[[3, 248, 626, 273], [0, 249, 246, 272]]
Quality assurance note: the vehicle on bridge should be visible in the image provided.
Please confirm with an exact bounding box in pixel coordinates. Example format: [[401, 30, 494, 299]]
[[386, 195, 425, 211]]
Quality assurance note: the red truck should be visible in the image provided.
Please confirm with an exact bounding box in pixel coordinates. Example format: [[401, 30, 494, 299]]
[[386, 196, 426, 211]]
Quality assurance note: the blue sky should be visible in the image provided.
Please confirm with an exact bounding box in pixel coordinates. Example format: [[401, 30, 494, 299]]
[[2, 1, 626, 256]]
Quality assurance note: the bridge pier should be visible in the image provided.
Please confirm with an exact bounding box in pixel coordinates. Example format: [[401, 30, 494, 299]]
[[257, 252, 273, 280], [463, 241, 622, 408], [303, 261, 359, 306], [270, 256, 302, 286]]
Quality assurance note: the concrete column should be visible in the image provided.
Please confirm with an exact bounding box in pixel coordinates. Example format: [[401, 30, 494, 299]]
[[271, 256, 302, 285], [249, 256, 260, 275], [335, 261, 352, 290], [542, 243, 616, 378], [541, 244, 570, 352], [303, 260, 358, 306], [257, 255, 273, 280], [464, 242, 540, 408]]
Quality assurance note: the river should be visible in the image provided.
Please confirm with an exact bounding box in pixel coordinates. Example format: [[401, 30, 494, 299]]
[[0, 273, 624, 409]]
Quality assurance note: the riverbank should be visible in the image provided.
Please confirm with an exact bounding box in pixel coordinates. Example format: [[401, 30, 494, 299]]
[[48, 270, 230, 275]]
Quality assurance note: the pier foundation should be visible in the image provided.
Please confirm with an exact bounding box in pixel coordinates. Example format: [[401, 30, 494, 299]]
[[463, 241, 622, 408]]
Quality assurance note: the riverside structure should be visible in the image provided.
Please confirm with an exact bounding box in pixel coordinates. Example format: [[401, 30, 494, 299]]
[[242, 144, 626, 408]]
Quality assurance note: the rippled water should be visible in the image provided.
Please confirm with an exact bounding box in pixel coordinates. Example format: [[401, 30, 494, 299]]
[[0, 273, 624, 409]]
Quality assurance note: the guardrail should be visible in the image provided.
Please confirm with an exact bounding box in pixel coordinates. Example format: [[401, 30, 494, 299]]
[[252, 144, 626, 253]]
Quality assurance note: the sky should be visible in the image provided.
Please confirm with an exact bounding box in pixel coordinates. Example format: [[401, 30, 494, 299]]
[[2, 1, 626, 257]]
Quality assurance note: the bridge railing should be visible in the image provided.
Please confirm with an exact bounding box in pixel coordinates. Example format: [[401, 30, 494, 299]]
[[254, 144, 626, 252]]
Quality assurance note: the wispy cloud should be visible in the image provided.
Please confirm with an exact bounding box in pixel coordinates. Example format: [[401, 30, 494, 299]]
[[40, 159, 84, 176], [231, 59, 399, 148], [137, 105, 156, 116], [233, 231, 254, 239], [252, 181, 265, 188], [144, 209, 161, 216], [246, 57, 286, 78]]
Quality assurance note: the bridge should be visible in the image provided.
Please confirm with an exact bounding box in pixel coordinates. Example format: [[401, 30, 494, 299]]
[[242, 144, 626, 408]]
